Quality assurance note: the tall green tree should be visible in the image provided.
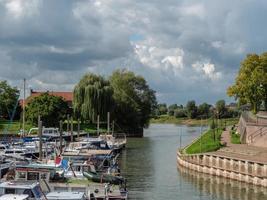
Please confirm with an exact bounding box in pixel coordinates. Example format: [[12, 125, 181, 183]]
[[110, 69, 157, 133], [73, 73, 113, 122], [216, 100, 226, 118], [259, 53, 267, 110], [26, 93, 69, 126], [156, 103, 168, 115], [186, 100, 198, 119], [228, 53, 267, 113], [0, 81, 20, 119], [198, 103, 211, 118], [168, 104, 178, 116]]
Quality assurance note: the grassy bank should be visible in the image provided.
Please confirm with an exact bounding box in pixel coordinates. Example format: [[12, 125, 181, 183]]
[[185, 128, 223, 154], [150, 115, 239, 126], [0, 120, 33, 134], [230, 129, 241, 144], [0, 120, 105, 135]]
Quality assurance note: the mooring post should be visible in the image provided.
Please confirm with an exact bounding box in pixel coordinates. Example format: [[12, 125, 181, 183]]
[[112, 120, 115, 136], [97, 115, 100, 136], [107, 112, 110, 134], [67, 114, 70, 132], [38, 115, 43, 161], [59, 120, 63, 154], [71, 116, 73, 142], [77, 118, 80, 139]]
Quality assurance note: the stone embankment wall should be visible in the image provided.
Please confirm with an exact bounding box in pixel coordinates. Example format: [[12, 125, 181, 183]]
[[177, 152, 267, 187], [238, 112, 267, 147]]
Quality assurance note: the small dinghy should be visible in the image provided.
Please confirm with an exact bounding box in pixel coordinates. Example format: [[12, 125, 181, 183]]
[[83, 171, 125, 185]]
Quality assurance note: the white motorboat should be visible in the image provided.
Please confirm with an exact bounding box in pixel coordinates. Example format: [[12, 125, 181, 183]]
[[0, 181, 89, 200]]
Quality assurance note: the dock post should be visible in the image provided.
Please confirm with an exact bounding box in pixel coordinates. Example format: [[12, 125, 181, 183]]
[[97, 115, 100, 136], [59, 120, 63, 154], [77, 118, 80, 139], [107, 112, 110, 134], [112, 120, 114, 136], [67, 114, 70, 133], [38, 115, 43, 161], [71, 116, 73, 142]]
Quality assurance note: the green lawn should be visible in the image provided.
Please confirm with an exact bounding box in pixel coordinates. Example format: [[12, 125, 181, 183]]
[[185, 128, 224, 154], [0, 119, 107, 136], [230, 129, 241, 144], [0, 120, 33, 134]]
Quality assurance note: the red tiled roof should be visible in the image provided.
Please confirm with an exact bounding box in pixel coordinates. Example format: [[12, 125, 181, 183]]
[[19, 91, 73, 106], [31, 91, 73, 102]]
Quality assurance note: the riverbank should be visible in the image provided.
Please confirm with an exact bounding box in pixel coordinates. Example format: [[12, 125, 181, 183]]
[[177, 124, 267, 187], [0, 120, 106, 136], [184, 128, 223, 154], [150, 115, 238, 126]]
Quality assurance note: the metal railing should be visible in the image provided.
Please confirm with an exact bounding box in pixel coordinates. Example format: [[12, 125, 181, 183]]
[[248, 126, 267, 143]]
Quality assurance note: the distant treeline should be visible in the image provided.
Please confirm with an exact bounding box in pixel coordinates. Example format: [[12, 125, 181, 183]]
[[154, 100, 239, 119]]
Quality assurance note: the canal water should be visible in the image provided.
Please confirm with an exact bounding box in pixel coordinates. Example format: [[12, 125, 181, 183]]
[[120, 124, 267, 200]]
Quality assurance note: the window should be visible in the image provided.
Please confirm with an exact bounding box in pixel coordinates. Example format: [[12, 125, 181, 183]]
[[27, 172, 39, 181], [5, 188, 15, 194], [17, 172, 26, 179], [40, 173, 47, 180], [23, 189, 34, 198]]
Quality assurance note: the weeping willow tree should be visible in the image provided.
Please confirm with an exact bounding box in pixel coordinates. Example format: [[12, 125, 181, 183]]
[[73, 73, 113, 122]]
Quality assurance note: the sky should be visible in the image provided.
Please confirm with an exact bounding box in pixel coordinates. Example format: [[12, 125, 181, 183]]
[[0, 0, 267, 105]]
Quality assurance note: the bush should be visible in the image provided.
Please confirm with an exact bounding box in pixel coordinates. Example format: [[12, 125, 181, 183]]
[[174, 109, 187, 118]]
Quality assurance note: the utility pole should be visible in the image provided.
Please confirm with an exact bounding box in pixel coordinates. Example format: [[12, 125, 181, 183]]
[[200, 118, 202, 153], [22, 78, 26, 137]]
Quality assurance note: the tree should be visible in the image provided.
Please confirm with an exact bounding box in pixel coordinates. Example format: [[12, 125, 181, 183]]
[[259, 53, 267, 110], [186, 100, 198, 119], [168, 104, 178, 116], [0, 81, 20, 119], [174, 109, 187, 118], [26, 93, 69, 127], [228, 53, 267, 113], [110, 69, 157, 134], [216, 100, 226, 118], [73, 73, 113, 122], [198, 103, 211, 118], [156, 103, 168, 115]]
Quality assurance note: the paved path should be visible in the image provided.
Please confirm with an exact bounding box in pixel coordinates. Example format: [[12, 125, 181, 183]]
[[210, 128, 267, 163]]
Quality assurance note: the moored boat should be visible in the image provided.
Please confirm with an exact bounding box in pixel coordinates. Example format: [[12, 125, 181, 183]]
[[83, 171, 125, 185]]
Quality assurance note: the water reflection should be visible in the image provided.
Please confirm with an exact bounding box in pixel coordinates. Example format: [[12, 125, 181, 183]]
[[119, 124, 267, 200], [178, 162, 267, 200]]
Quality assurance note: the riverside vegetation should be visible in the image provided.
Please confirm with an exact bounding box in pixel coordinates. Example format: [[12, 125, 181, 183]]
[[0, 69, 157, 136]]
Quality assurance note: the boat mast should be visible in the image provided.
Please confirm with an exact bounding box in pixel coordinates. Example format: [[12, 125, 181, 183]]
[[23, 78, 26, 137]]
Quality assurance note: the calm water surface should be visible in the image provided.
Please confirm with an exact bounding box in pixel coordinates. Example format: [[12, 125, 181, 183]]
[[120, 124, 267, 200]]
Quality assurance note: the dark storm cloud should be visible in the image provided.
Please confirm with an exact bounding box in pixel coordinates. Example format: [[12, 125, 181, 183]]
[[0, 0, 267, 104]]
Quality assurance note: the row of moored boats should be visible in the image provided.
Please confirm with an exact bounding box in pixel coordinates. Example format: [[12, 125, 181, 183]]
[[0, 127, 128, 200]]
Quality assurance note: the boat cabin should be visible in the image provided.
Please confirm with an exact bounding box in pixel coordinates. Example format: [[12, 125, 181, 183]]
[[46, 191, 87, 200], [15, 163, 62, 183], [0, 181, 45, 200]]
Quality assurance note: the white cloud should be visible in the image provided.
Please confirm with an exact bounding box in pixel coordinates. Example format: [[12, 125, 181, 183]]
[[133, 40, 184, 76], [192, 61, 222, 80], [4, 0, 40, 19], [180, 3, 205, 19], [211, 41, 223, 49]]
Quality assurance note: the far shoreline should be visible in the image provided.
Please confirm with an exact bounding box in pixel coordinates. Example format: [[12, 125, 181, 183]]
[[150, 115, 238, 126]]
